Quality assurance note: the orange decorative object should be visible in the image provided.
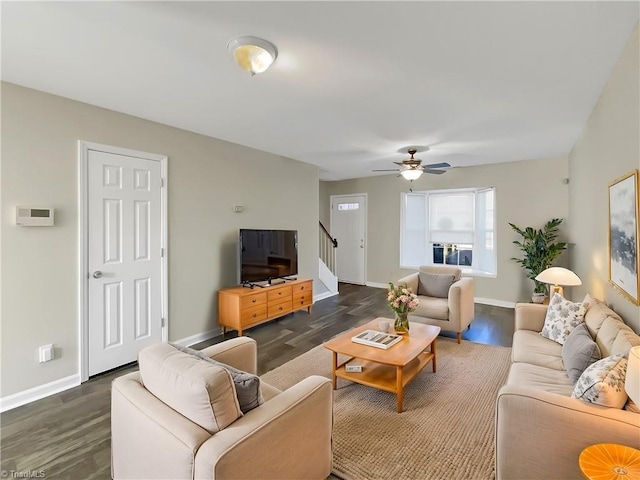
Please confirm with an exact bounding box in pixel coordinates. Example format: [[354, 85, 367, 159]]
[[579, 444, 640, 480]]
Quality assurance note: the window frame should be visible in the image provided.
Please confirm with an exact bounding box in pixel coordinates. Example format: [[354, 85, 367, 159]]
[[399, 187, 497, 277]]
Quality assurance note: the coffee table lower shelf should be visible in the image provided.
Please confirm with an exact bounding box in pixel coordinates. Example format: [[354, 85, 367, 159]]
[[332, 351, 435, 412]]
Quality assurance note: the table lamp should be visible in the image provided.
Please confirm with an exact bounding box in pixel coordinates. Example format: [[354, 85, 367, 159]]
[[535, 267, 582, 298], [626, 346, 640, 408]]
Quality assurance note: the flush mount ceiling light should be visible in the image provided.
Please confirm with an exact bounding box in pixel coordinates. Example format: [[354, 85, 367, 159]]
[[227, 36, 278, 76]]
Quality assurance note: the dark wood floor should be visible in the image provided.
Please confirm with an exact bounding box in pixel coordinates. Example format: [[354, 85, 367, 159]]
[[0, 283, 514, 479]]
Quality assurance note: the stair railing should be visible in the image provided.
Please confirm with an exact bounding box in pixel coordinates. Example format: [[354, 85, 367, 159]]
[[319, 221, 338, 275]]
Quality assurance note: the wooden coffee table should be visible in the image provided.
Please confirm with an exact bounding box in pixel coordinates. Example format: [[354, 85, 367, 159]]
[[323, 318, 440, 412]]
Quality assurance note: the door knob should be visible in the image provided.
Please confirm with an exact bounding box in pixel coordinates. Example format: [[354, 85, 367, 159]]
[[92, 271, 103, 279]]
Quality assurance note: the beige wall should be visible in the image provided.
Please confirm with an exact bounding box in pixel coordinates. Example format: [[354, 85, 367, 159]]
[[319, 180, 331, 228], [321, 156, 569, 304], [568, 25, 640, 332], [1, 82, 319, 397]]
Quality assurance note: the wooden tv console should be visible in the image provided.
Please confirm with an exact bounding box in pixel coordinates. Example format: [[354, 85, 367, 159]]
[[218, 278, 313, 336]]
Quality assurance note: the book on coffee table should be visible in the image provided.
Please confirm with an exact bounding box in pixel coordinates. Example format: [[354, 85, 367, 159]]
[[351, 330, 403, 350]]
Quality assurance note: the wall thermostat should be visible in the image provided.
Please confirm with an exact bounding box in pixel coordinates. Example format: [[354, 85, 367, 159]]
[[16, 206, 55, 226]]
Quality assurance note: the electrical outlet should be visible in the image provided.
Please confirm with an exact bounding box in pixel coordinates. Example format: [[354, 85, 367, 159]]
[[345, 365, 362, 373]]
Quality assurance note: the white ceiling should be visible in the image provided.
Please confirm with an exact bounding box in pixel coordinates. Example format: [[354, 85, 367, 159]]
[[2, 2, 638, 180]]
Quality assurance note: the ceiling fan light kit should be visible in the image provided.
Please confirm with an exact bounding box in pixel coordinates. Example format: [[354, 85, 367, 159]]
[[400, 168, 423, 181], [227, 36, 278, 76], [372, 147, 451, 181]]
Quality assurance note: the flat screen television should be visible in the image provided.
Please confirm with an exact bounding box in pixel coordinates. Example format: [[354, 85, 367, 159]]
[[239, 229, 298, 284]]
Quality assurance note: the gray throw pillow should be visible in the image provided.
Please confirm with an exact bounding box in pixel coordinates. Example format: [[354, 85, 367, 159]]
[[562, 323, 601, 384], [418, 273, 456, 298], [170, 343, 263, 413]]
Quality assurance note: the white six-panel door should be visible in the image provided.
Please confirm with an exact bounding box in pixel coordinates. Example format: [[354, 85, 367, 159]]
[[86, 148, 164, 376], [331, 194, 367, 285]]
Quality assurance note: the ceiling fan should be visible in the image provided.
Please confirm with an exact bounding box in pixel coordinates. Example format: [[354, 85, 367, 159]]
[[373, 148, 450, 181]]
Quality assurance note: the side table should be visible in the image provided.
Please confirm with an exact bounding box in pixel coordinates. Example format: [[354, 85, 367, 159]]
[[579, 443, 640, 479]]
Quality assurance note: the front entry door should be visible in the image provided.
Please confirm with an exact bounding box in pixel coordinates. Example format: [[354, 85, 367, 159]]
[[331, 194, 367, 285], [87, 147, 164, 376]]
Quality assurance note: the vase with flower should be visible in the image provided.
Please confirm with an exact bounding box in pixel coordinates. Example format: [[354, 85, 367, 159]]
[[386, 282, 420, 334]]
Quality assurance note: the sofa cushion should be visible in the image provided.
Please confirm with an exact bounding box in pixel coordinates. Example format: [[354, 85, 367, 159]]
[[171, 343, 264, 413], [418, 272, 456, 298], [418, 265, 461, 282], [612, 328, 640, 357], [625, 398, 640, 413], [596, 316, 640, 358], [412, 296, 449, 320], [572, 354, 628, 408], [138, 343, 243, 434], [583, 294, 621, 339], [260, 382, 282, 402], [596, 317, 640, 357], [512, 330, 564, 371], [562, 323, 601, 384], [540, 293, 588, 345], [506, 362, 573, 396]]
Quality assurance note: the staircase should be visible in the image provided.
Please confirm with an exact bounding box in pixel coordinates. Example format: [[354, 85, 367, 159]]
[[317, 221, 339, 299]]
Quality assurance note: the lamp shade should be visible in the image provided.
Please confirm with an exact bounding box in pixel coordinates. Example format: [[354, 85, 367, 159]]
[[626, 346, 640, 407], [400, 168, 423, 181], [535, 267, 582, 286], [227, 36, 278, 75]]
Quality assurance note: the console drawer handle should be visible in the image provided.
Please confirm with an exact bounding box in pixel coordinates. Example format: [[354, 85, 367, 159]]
[[252, 313, 257, 317]]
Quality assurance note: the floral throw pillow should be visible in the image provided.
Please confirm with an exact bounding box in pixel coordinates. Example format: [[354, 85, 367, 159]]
[[572, 354, 628, 408], [540, 293, 589, 345]]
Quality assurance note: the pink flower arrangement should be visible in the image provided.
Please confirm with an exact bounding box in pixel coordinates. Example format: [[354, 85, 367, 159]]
[[386, 282, 419, 315]]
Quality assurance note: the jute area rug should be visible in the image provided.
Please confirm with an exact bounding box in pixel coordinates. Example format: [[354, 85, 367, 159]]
[[261, 337, 512, 480]]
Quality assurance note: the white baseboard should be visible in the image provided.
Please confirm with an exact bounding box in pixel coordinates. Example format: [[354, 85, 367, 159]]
[[0, 374, 80, 413], [314, 291, 338, 302], [366, 281, 388, 289], [173, 328, 222, 347], [474, 297, 516, 308]]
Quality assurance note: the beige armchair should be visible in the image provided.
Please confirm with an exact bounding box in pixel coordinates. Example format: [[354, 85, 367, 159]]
[[398, 265, 474, 343], [111, 337, 333, 480]]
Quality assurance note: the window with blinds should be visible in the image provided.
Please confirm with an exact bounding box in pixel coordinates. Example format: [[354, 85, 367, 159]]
[[400, 188, 496, 275], [428, 192, 475, 244]]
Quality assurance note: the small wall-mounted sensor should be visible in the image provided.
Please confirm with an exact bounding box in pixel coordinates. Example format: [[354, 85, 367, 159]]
[[233, 205, 245, 213], [16, 207, 54, 226], [39, 344, 54, 363]]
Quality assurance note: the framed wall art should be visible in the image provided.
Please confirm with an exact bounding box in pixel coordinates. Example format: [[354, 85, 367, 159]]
[[608, 169, 639, 305]]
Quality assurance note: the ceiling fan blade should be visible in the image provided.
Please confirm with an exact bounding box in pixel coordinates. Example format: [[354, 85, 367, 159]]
[[392, 162, 406, 166], [373, 169, 401, 172], [424, 169, 447, 175], [424, 162, 450, 169]]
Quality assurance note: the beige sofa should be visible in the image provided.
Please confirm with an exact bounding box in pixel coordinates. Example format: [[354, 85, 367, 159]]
[[398, 265, 474, 343], [495, 299, 640, 480], [111, 337, 333, 480]]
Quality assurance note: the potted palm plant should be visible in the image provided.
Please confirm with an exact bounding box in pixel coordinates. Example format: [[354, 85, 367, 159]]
[[509, 218, 568, 303]]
